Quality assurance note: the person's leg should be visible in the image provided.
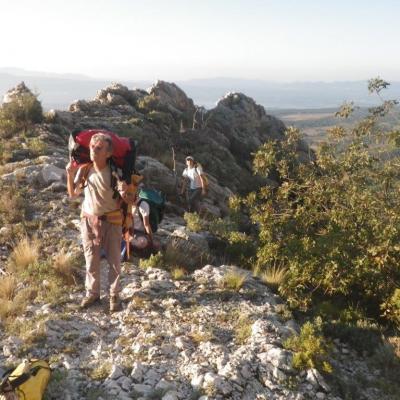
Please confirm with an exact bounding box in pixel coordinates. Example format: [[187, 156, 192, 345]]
[[81, 218, 102, 298], [188, 189, 198, 212], [191, 188, 202, 213], [102, 222, 122, 297]]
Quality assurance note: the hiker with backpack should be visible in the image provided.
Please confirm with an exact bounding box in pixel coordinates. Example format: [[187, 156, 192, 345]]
[[121, 187, 165, 260], [66, 132, 131, 312], [180, 155, 207, 213]]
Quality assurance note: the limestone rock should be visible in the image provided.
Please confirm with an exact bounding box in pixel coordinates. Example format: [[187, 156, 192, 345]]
[[147, 80, 195, 115]]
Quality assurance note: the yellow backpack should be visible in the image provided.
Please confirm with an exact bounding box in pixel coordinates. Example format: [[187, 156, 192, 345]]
[[0, 359, 51, 400]]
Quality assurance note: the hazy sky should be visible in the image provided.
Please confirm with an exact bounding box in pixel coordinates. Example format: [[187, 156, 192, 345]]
[[1, 0, 399, 82]]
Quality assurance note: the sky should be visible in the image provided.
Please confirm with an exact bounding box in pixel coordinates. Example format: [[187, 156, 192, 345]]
[[1, 0, 399, 82]]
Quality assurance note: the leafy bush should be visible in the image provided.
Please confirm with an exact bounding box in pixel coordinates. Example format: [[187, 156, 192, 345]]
[[381, 288, 400, 326], [136, 94, 161, 113], [225, 231, 256, 267], [26, 137, 48, 156], [184, 212, 204, 232], [0, 91, 43, 136], [139, 251, 164, 269], [147, 110, 177, 131], [284, 317, 332, 373], [246, 78, 400, 323]]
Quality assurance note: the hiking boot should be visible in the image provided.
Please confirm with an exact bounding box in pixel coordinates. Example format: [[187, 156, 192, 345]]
[[110, 295, 122, 312], [80, 294, 100, 309]]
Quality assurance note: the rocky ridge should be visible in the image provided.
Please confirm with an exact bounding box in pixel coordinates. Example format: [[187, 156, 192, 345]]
[[1, 263, 339, 400], [0, 82, 397, 400]]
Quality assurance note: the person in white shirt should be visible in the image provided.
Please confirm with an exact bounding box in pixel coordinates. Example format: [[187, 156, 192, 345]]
[[180, 155, 206, 213]]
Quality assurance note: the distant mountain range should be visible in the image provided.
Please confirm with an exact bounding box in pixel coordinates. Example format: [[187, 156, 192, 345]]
[[1, 68, 400, 110]]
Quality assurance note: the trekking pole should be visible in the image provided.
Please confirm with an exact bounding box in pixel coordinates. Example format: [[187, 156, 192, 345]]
[[172, 146, 179, 201]]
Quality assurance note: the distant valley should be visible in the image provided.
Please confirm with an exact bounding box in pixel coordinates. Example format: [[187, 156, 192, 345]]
[[1, 68, 399, 147], [1, 68, 400, 111]]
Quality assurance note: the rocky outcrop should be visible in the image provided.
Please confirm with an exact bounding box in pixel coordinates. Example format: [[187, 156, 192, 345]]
[[94, 82, 147, 108], [207, 93, 286, 169], [146, 80, 196, 115], [2, 81, 35, 104]]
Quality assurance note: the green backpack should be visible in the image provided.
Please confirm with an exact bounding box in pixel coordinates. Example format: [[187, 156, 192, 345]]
[[137, 188, 166, 233]]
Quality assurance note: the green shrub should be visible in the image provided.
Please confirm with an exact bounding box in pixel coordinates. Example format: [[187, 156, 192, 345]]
[[147, 111, 177, 131], [27, 137, 48, 156], [136, 94, 161, 113], [0, 91, 43, 135], [381, 288, 400, 327], [139, 252, 164, 269], [184, 212, 204, 232], [284, 317, 332, 373], [245, 79, 400, 322], [208, 217, 238, 238], [225, 231, 256, 267], [323, 316, 384, 355]]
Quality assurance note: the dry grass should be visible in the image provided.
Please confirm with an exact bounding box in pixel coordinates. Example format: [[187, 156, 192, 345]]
[[190, 327, 215, 344], [220, 270, 248, 291], [0, 287, 35, 322], [89, 362, 112, 380], [0, 275, 17, 300], [171, 267, 187, 280], [234, 314, 252, 344], [130, 295, 148, 310], [9, 236, 40, 273], [52, 251, 77, 285], [0, 182, 29, 224], [260, 266, 287, 292], [17, 319, 47, 345]]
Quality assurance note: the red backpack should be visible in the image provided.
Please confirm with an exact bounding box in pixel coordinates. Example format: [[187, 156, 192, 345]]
[[68, 129, 137, 184]]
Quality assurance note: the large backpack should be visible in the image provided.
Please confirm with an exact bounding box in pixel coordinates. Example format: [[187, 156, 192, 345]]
[[0, 359, 51, 400], [195, 163, 209, 193], [137, 188, 166, 233], [68, 129, 137, 184]]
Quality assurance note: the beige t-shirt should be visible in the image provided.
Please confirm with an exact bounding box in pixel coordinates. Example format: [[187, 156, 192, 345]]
[[79, 165, 120, 216]]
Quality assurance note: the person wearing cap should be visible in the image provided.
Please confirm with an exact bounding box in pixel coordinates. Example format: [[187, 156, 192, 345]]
[[180, 156, 206, 213]]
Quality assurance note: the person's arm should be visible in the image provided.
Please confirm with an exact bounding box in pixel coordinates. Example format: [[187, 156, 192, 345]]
[[180, 169, 188, 195], [66, 160, 82, 199], [138, 201, 153, 243], [117, 180, 135, 203], [142, 214, 153, 243]]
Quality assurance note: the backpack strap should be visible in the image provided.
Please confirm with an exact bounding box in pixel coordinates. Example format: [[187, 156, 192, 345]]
[[77, 162, 93, 190]]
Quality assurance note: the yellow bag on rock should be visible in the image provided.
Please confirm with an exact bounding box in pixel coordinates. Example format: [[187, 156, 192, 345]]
[[1, 359, 51, 400]]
